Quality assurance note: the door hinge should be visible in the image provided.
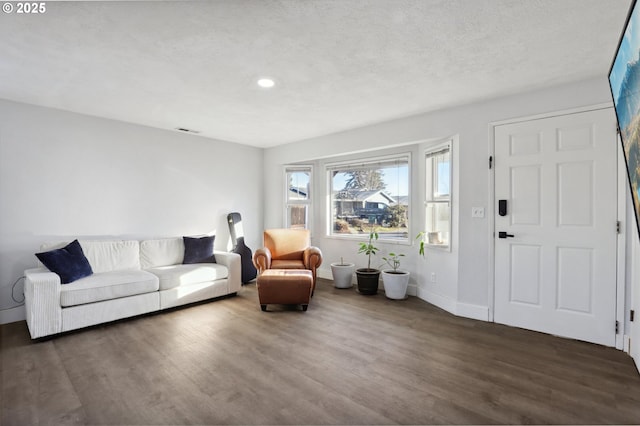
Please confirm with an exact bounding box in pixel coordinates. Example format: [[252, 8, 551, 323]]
[[489, 156, 493, 169], [616, 221, 621, 234], [631, 310, 635, 322], [615, 320, 620, 334]]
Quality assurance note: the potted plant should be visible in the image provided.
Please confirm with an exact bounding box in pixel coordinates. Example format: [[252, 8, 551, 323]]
[[330, 257, 355, 289], [381, 252, 409, 299], [415, 231, 427, 257], [356, 229, 380, 295]]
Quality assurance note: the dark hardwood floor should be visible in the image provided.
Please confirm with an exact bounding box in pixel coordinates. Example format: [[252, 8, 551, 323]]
[[2, 279, 639, 425]]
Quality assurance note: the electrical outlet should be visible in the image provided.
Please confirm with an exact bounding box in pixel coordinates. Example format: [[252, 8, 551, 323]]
[[430, 272, 436, 283], [471, 207, 485, 218]]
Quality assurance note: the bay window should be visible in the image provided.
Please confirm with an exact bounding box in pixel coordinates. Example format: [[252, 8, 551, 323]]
[[327, 154, 410, 241]]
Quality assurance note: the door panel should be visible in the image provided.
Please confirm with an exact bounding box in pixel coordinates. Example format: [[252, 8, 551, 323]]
[[510, 244, 541, 306], [558, 161, 593, 226], [556, 246, 592, 313], [511, 166, 541, 225], [494, 108, 618, 346]]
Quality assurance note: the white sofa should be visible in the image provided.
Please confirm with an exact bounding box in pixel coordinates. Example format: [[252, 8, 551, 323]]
[[24, 238, 241, 339]]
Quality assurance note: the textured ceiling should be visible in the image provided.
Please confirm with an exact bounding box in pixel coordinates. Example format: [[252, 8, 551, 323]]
[[0, 0, 632, 147]]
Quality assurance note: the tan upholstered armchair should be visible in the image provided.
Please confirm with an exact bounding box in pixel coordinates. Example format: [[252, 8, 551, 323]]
[[253, 229, 323, 289]]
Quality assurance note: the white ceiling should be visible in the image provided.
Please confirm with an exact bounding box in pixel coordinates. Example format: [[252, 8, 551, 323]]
[[0, 0, 632, 147]]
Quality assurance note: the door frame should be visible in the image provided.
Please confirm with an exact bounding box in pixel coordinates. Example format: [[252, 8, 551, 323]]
[[487, 103, 626, 350]]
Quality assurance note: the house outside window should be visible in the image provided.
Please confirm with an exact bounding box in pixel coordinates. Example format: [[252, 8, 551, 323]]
[[285, 166, 312, 229], [424, 141, 452, 249], [327, 154, 410, 241]]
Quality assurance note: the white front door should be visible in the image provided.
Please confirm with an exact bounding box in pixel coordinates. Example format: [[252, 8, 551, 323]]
[[494, 108, 618, 347]]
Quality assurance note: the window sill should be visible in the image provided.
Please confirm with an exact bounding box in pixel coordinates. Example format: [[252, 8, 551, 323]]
[[325, 233, 412, 246]]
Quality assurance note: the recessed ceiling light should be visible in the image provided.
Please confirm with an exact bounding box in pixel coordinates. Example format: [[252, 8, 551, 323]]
[[257, 78, 275, 88], [175, 127, 200, 134]]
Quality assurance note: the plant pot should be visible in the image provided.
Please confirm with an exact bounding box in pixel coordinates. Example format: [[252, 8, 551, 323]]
[[381, 270, 410, 300], [356, 268, 380, 295], [331, 262, 355, 289]]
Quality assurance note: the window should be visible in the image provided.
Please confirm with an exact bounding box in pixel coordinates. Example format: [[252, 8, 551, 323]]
[[327, 154, 410, 241], [425, 142, 451, 248], [285, 166, 312, 229]]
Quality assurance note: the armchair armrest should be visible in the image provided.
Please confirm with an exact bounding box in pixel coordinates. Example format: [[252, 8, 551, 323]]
[[253, 247, 272, 275], [24, 267, 63, 339], [304, 246, 323, 285], [213, 251, 241, 293], [304, 246, 323, 269]]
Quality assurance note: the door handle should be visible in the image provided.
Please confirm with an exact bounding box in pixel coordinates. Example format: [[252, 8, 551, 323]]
[[498, 231, 515, 239]]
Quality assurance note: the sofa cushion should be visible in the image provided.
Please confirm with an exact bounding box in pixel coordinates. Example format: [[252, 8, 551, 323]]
[[80, 240, 141, 273], [60, 270, 159, 308], [140, 238, 184, 269], [146, 264, 228, 291], [40, 240, 141, 273], [183, 235, 216, 264], [36, 239, 93, 284]]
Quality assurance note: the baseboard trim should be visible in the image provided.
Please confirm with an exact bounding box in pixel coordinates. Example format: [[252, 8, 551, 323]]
[[624, 334, 631, 354], [317, 268, 334, 281], [417, 288, 489, 321], [407, 283, 417, 297], [417, 287, 457, 315], [456, 301, 490, 321], [0, 305, 25, 325]]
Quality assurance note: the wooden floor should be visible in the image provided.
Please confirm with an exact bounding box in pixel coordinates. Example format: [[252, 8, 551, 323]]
[[2, 279, 640, 425]]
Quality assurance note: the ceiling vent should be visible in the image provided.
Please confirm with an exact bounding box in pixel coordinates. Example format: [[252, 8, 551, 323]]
[[175, 127, 200, 134]]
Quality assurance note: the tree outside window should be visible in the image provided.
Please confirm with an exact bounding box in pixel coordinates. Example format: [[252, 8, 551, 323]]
[[328, 155, 410, 240]]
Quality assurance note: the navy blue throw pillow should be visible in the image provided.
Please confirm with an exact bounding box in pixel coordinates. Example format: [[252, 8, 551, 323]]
[[183, 236, 216, 264], [36, 239, 93, 284]]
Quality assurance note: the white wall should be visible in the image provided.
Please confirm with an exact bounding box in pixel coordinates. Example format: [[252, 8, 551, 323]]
[[263, 77, 635, 322], [0, 99, 263, 323]]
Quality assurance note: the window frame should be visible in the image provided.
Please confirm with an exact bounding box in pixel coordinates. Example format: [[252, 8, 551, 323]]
[[325, 152, 411, 242], [424, 140, 452, 251], [284, 165, 313, 230]]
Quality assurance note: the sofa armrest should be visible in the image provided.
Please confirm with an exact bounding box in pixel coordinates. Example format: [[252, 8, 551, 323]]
[[214, 251, 241, 293], [24, 267, 63, 339], [252, 247, 272, 275]]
